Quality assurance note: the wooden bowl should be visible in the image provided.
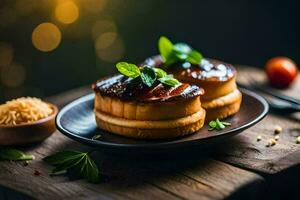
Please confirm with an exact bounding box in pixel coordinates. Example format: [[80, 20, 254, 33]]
[[0, 103, 58, 145]]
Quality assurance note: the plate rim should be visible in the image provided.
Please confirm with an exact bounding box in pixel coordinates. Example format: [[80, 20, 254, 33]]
[[55, 88, 269, 149]]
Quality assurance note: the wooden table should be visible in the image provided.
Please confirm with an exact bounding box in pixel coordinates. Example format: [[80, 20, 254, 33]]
[[1, 66, 300, 200]]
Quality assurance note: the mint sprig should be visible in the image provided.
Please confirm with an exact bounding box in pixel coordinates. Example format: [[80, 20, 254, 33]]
[[0, 148, 35, 161], [116, 62, 181, 87], [158, 75, 181, 87], [44, 150, 100, 183], [158, 36, 203, 66], [140, 66, 157, 87], [116, 62, 140, 78], [209, 119, 231, 131]]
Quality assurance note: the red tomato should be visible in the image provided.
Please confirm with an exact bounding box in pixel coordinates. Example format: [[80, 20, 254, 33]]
[[265, 57, 298, 88]]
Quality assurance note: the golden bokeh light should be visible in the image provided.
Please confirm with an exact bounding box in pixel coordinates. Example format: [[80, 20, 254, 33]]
[[0, 43, 13, 67], [0, 62, 26, 87], [32, 22, 62, 52], [95, 32, 117, 50], [91, 20, 117, 40], [95, 34, 125, 62], [82, 0, 107, 14], [55, 0, 79, 24]]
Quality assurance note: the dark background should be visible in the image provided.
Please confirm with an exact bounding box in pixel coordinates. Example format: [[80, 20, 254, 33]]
[[0, 0, 299, 102]]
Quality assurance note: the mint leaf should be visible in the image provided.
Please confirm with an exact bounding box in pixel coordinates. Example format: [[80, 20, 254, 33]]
[[221, 121, 231, 126], [209, 119, 231, 131], [158, 36, 174, 62], [209, 120, 217, 128], [43, 150, 82, 165], [0, 148, 34, 161], [116, 62, 140, 78], [44, 150, 100, 183], [158, 36, 203, 66], [187, 50, 203, 64], [216, 118, 225, 130], [140, 66, 157, 87], [153, 68, 167, 78], [173, 43, 191, 54], [158, 75, 181, 87], [81, 154, 99, 183]]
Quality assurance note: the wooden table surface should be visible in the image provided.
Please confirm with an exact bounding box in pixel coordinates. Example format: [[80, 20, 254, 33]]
[[0, 66, 300, 200]]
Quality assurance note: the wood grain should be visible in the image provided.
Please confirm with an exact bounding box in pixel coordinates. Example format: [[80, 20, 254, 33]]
[[0, 83, 265, 200]]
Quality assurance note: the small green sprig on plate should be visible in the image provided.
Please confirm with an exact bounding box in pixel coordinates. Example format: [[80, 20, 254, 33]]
[[208, 119, 231, 131], [116, 62, 181, 87], [0, 147, 35, 161], [158, 36, 203, 66], [44, 150, 100, 183]]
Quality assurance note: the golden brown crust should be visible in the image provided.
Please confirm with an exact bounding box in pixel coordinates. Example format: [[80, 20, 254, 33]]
[[94, 93, 202, 121], [202, 89, 242, 122], [175, 74, 237, 100], [95, 108, 206, 139]]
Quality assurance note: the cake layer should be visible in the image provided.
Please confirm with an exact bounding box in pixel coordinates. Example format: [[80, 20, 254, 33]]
[[95, 108, 205, 129], [202, 89, 242, 121], [95, 108, 206, 139], [94, 93, 202, 121]]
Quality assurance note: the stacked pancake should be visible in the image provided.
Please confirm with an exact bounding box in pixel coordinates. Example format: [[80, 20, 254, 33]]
[[92, 65, 206, 139], [144, 56, 242, 122]]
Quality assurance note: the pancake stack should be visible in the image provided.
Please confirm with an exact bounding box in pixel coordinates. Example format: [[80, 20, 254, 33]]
[[92, 71, 206, 139], [144, 56, 242, 122]]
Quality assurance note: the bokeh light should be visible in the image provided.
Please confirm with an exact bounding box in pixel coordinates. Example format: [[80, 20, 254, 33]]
[[32, 22, 62, 52], [0, 43, 13, 67], [0, 62, 26, 87], [55, 0, 79, 24], [82, 0, 107, 14], [95, 33, 125, 62], [95, 32, 118, 50], [91, 20, 117, 40]]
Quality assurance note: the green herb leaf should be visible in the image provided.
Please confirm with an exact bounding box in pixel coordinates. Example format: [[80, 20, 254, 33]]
[[153, 68, 167, 78], [209, 120, 217, 128], [221, 121, 231, 126], [81, 154, 99, 183], [158, 36, 203, 66], [116, 62, 140, 78], [173, 43, 191, 54], [0, 148, 34, 161], [158, 36, 174, 62], [208, 119, 231, 131], [43, 150, 83, 166], [216, 118, 225, 130], [187, 50, 203, 64], [158, 75, 181, 87], [44, 150, 100, 183], [140, 66, 157, 87]]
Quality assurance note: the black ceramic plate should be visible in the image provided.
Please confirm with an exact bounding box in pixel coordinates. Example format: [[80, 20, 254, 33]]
[[56, 88, 268, 152]]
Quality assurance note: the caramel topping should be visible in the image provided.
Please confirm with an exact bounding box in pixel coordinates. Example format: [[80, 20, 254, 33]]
[[143, 56, 236, 82], [92, 75, 203, 102]]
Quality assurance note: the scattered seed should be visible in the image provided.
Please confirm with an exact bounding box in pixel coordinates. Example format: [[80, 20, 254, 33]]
[[23, 161, 29, 166], [266, 138, 276, 147], [92, 134, 101, 140], [274, 135, 280, 141], [34, 170, 41, 176], [274, 125, 282, 134], [297, 136, 300, 144], [257, 135, 262, 141]]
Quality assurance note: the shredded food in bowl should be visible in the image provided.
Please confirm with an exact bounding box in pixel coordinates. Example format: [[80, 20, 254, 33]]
[[0, 97, 53, 125]]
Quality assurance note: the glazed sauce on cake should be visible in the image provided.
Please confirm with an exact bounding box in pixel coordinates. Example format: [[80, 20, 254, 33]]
[[92, 75, 203, 102], [143, 56, 236, 82]]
